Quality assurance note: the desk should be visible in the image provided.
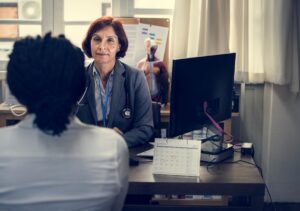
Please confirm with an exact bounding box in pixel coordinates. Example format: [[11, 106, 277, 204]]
[[0, 103, 26, 127], [126, 145, 265, 211]]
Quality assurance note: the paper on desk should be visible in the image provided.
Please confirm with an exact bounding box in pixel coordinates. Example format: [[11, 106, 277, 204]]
[[137, 148, 154, 157], [137, 139, 200, 158], [136, 139, 169, 157]]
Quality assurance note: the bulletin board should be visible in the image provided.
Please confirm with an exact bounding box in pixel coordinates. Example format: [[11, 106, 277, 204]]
[[140, 18, 170, 67], [116, 17, 170, 68]]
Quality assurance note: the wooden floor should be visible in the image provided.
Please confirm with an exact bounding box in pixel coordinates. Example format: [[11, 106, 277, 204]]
[[264, 203, 300, 211]]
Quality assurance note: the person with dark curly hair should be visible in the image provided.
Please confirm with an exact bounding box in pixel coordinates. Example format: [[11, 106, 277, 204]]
[[77, 16, 154, 148], [0, 33, 128, 211]]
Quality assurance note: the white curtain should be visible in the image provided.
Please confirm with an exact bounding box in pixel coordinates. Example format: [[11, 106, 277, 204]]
[[171, 0, 300, 93]]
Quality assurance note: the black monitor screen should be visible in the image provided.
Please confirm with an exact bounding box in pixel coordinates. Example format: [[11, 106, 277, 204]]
[[169, 53, 236, 138]]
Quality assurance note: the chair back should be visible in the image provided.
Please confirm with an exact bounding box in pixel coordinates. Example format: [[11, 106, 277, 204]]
[[152, 101, 161, 139]]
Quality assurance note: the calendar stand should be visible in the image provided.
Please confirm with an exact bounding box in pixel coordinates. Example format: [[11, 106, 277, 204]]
[[153, 138, 201, 177]]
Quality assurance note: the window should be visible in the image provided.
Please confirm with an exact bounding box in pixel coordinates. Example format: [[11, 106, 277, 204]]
[[0, 0, 174, 67], [0, 0, 175, 101], [63, 0, 111, 48], [133, 0, 174, 17], [61, 0, 175, 49], [134, 0, 174, 9], [0, 0, 42, 66]]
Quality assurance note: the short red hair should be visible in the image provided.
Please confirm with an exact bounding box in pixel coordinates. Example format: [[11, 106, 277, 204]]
[[82, 16, 128, 58]]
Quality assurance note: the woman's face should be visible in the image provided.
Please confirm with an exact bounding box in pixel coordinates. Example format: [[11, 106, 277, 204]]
[[90, 26, 120, 66]]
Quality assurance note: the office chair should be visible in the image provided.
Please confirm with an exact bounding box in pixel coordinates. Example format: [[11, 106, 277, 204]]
[[151, 101, 161, 140], [129, 102, 161, 166]]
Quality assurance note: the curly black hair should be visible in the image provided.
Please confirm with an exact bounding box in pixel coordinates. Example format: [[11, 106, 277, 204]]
[[7, 32, 86, 136]]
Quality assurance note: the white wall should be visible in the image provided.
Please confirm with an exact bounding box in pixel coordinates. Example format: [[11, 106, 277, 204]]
[[239, 84, 264, 165], [262, 84, 300, 202], [242, 83, 300, 202]]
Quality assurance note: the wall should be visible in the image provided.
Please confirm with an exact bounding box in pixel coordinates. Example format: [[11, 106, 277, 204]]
[[241, 83, 300, 202], [262, 84, 300, 202], [239, 84, 264, 166]]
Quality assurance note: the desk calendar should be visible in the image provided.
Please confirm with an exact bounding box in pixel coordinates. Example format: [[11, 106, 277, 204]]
[[153, 138, 201, 177]]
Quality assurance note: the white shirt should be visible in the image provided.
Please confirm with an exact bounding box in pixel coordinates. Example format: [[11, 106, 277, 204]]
[[0, 115, 129, 211]]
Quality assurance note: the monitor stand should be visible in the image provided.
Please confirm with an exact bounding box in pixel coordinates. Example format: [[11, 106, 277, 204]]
[[192, 125, 234, 163], [201, 142, 234, 163]]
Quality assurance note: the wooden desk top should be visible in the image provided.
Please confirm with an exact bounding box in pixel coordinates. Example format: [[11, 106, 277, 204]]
[[129, 144, 264, 196], [0, 103, 27, 114], [0, 103, 27, 127]]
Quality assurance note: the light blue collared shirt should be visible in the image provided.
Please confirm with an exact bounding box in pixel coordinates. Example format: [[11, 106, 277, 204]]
[[93, 65, 114, 122]]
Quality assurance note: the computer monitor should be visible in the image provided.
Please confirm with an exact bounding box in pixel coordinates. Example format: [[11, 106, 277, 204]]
[[169, 53, 236, 138]]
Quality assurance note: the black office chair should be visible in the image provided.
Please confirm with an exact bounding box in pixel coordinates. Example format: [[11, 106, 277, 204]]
[[151, 101, 161, 140], [129, 102, 161, 166]]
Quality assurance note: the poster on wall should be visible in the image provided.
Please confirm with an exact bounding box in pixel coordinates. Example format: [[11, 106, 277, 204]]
[[119, 18, 169, 68], [133, 23, 168, 66]]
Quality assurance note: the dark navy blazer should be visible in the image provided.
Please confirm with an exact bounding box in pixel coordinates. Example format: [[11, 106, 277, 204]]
[[77, 60, 154, 147]]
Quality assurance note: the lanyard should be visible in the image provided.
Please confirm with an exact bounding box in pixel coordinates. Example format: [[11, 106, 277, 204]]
[[96, 75, 111, 127]]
